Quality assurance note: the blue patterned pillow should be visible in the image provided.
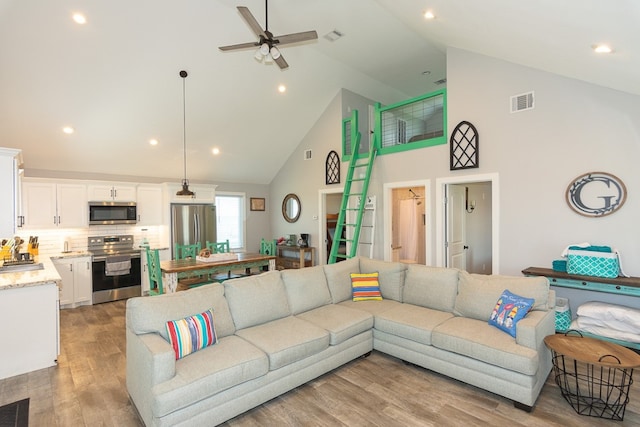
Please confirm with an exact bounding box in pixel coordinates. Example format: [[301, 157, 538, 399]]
[[166, 308, 217, 360], [488, 290, 534, 337]]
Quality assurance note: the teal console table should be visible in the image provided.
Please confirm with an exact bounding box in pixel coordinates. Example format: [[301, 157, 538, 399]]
[[523, 267, 640, 350], [522, 267, 640, 298]]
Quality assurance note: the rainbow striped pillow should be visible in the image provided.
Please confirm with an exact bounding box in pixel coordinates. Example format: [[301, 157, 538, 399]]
[[166, 308, 217, 360], [351, 272, 383, 301]]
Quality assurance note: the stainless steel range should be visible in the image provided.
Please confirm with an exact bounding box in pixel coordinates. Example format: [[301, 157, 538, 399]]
[[89, 235, 141, 304]]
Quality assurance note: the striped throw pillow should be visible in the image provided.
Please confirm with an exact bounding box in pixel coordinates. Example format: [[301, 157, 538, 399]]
[[351, 272, 382, 301], [166, 308, 217, 360]]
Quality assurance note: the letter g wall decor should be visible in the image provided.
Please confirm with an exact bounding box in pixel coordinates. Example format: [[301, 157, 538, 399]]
[[566, 172, 626, 217]]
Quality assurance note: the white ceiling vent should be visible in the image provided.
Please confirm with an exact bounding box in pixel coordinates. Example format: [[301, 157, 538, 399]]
[[304, 149, 312, 160], [510, 91, 535, 113]]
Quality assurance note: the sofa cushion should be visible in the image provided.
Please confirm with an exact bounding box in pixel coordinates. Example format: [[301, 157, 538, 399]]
[[360, 257, 406, 301], [488, 290, 535, 338], [224, 271, 290, 330], [339, 299, 402, 316], [375, 304, 454, 346], [296, 304, 373, 345], [235, 316, 330, 370], [454, 271, 549, 322], [432, 317, 539, 376], [323, 257, 360, 303], [281, 265, 332, 315], [152, 335, 268, 418], [351, 272, 382, 301], [403, 265, 459, 312], [126, 282, 235, 340], [166, 308, 218, 360]]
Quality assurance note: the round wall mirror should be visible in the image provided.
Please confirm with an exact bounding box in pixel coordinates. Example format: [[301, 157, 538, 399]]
[[282, 193, 301, 223]]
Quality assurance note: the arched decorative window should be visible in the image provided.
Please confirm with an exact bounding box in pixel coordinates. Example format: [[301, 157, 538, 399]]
[[325, 150, 340, 184], [450, 120, 479, 170]]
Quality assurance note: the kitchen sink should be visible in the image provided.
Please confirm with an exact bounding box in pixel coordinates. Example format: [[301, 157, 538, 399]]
[[0, 263, 44, 274]]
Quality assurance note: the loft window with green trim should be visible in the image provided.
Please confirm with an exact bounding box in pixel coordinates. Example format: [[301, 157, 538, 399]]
[[342, 89, 446, 160]]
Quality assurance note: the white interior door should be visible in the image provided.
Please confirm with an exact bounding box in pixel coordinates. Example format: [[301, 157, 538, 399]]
[[446, 185, 466, 269]]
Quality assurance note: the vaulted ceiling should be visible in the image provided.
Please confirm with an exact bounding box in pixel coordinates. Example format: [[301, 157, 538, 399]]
[[1, 0, 637, 184]]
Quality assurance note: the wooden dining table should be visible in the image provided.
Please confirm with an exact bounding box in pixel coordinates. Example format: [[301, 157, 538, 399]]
[[160, 252, 276, 293]]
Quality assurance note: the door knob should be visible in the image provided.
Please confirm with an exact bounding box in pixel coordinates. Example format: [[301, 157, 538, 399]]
[[463, 245, 469, 250]]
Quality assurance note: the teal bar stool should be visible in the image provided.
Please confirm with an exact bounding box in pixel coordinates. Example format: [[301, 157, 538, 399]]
[[146, 248, 164, 296]]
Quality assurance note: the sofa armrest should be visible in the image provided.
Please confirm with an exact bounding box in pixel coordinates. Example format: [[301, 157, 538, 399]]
[[126, 328, 176, 424], [515, 309, 555, 350]]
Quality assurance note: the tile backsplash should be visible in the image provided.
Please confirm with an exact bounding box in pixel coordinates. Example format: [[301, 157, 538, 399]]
[[15, 225, 165, 256]]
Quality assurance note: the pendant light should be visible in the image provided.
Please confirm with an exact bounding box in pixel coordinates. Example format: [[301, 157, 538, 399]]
[[176, 70, 195, 197]]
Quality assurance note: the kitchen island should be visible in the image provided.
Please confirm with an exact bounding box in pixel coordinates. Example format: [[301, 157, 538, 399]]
[[0, 256, 61, 380]]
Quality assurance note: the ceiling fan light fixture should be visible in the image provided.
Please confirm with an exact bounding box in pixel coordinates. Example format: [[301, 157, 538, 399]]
[[259, 42, 270, 56], [264, 53, 273, 64], [270, 46, 281, 59], [254, 48, 264, 61]]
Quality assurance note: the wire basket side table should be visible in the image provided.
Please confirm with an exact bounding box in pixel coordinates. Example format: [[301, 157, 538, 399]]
[[545, 332, 640, 421]]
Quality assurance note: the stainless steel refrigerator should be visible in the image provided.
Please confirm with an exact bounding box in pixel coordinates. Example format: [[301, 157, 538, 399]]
[[170, 204, 216, 257]]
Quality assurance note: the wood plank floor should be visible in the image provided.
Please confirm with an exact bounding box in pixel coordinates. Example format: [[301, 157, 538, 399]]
[[1, 300, 639, 426]]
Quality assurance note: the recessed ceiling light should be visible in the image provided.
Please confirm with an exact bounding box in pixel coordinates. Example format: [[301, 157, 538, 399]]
[[149, 139, 158, 146], [212, 147, 220, 155], [593, 44, 613, 54], [72, 13, 87, 25], [423, 10, 435, 20], [422, 70, 431, 76], [62, 126, 74, 134], [278, 84, 286, 93]]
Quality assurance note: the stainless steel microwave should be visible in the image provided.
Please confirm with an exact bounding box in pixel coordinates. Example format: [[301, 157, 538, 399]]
[[88, 202, 137, 225]]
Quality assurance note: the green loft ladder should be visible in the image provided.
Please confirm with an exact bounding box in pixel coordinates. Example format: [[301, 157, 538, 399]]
[[329, 111, 377, 264]]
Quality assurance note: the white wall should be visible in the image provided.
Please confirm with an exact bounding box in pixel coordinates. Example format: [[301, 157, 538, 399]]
[[447, 48, 640, 277]]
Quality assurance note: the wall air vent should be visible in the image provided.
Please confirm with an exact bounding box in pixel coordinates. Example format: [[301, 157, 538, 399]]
[[304, 149, 312, 160], [510, 91, 535, 113]]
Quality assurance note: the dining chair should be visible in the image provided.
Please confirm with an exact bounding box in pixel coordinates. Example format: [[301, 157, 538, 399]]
[[206, 239, 244, 281], [260, 238, 278, 256], [146, 248, 164, 296], [174, 242, 201, 260], [206, 240, 230, 253]]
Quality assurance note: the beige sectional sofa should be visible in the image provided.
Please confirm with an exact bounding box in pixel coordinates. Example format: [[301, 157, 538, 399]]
[[126, 257, 555, 426]]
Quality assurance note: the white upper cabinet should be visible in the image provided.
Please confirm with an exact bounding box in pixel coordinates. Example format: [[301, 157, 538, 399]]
[[87, 184, 136, 202], [136, 185, 163, 225], [0, 148, 22, 237], [22, 180, 87, 228]]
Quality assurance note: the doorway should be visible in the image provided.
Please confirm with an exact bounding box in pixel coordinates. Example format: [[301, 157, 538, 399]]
[[383, 180, 430, 264], [435, 173, 499, 274], [318, 188, 344, 265]]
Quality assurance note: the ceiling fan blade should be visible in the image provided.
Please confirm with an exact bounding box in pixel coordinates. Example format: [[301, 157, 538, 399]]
[[218, 41, 260, 51], [237, 6, 267, 39], [274, 54, 289, 70], [274, 30, 318, 46]]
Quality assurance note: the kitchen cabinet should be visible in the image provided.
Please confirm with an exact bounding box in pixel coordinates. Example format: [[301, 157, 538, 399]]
[[22, 180, 87, 228], [88, 184, 136, 202], [140, 247, 170, 295], [0, 148, 22, 237], [137, 185, 163, 225], [53, 256, 92, 308]]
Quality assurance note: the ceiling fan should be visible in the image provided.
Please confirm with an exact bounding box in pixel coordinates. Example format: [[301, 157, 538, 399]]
[[218, 1, 318, 69]]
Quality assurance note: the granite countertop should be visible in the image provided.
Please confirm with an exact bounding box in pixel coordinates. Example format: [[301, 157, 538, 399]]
[[0, 256, 62, 291], [50, 251, 92, 260]]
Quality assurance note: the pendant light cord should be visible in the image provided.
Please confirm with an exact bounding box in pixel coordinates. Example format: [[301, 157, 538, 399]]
[[181, 71, 187, 183]]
